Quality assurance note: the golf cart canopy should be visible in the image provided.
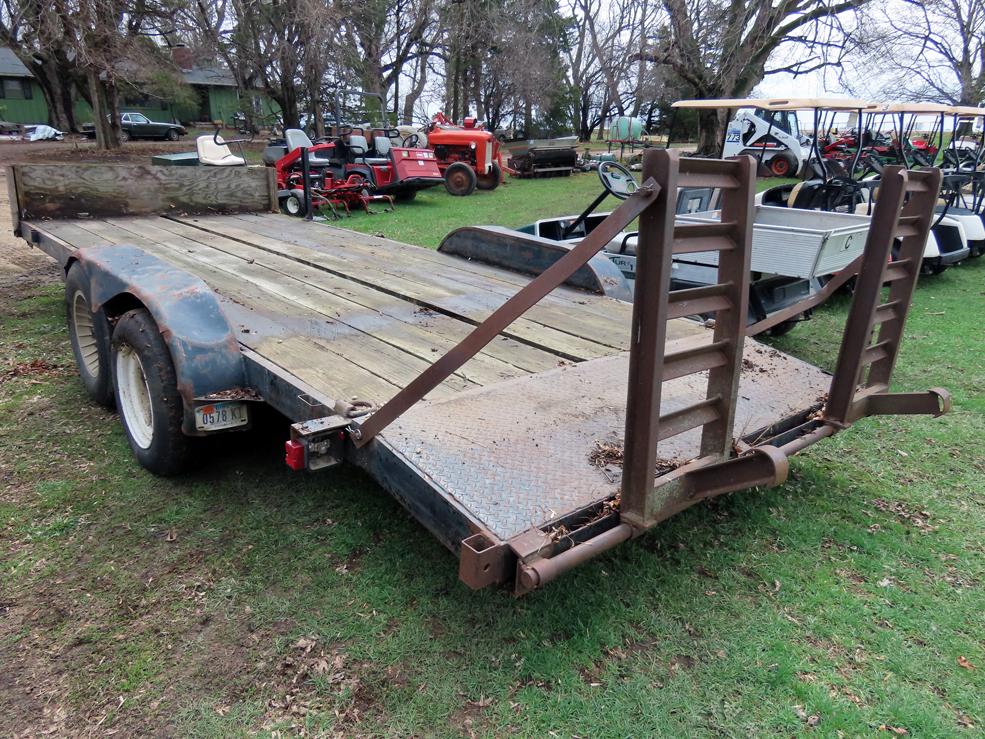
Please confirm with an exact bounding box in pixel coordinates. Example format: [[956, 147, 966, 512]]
[[881, 102, 953, 114], [672, 98, 775, 110], [760, 98, 878, 112], [948, 105, 985, 118], [672, 98, 877, 112]]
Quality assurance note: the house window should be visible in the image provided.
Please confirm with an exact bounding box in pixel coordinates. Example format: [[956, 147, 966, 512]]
[[0, 78, 32, 99]]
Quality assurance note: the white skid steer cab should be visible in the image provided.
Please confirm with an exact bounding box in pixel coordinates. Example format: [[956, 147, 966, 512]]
[[724, 106, 810, 177]]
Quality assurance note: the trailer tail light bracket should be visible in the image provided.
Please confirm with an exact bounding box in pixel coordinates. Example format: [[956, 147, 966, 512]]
[[287, 414, 349, 471]]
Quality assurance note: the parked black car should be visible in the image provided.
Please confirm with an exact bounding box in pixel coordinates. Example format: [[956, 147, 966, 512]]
[[82, 112, 186, 142]]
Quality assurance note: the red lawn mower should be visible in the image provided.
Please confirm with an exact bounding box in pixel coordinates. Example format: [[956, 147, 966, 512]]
[[263, 126, 444, 215], [419, 112, 505, 196]]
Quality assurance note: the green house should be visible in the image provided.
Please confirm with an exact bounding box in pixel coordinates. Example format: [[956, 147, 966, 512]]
[[0, 47, 48, 124], [1, 46, 276, 128]]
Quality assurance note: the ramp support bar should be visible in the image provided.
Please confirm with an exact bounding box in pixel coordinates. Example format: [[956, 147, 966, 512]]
[[349, 179, 660, 446]]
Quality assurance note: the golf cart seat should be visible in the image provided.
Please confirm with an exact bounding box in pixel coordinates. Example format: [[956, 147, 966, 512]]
[[284, 129, 333, 166], [349, 134, 390, 165], [196, 135, 246, 166]]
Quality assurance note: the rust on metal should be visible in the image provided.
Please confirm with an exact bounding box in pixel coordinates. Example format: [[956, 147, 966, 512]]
[[745, 255, 863, 336], [621, 152, 757, 529], [459, 530, 512, 590]]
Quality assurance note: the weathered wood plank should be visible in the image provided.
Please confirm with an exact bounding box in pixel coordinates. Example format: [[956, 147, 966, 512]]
[[208, 213, 636, 341], [13, 164, 275, 220], [72, 219, 478, 394], [167, 215, 620, 359], [197, 213, 702, 346], [96, 217, 551, 384]]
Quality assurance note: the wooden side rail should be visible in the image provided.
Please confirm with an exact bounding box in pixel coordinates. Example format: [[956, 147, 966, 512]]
[[8, 163, 278, 220]]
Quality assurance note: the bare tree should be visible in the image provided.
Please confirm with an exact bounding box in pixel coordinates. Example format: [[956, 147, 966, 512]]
[[649, 0, 867, 152], [849, 0, 985, 105]]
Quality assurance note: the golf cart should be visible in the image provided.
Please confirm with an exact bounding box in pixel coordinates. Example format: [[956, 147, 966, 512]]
[[854, 103, 977, 270], [449, 157, 876, 335], [749, 100, 971, 275]]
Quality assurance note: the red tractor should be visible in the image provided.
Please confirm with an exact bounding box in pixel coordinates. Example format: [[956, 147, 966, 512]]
[[263, 126, 444, 212], [419, 113, 504, 196]]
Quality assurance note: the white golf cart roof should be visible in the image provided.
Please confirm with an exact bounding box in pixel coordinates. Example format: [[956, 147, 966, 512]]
[[880, 102, 952, 114], [672, 98, 774, 110], [948, 105, 985, 118], [672, 97, 877, 112]]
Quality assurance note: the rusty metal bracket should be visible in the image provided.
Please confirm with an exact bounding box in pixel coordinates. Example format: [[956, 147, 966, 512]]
[[459, 531, 512, 590], [622, 445, 789, 530], [514, 524, 633, 595], [853, 387, 951, 421]]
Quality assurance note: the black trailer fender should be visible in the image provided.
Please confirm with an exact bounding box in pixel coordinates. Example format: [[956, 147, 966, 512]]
[[73, 245, 249, 434], [437, 225, 633, 301]]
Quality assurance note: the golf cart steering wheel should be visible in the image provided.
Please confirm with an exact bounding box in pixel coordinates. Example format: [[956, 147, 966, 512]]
[[402, 133, 420, 148], [559, 161, 640, 240], [598, 161, 639, 200]]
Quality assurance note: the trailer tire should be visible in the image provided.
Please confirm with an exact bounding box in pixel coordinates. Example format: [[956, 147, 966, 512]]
[[444, 162, 477, 196], [476, 162, 502, 191], [111, 309, 191, 476], [65, 263, 114, 407]]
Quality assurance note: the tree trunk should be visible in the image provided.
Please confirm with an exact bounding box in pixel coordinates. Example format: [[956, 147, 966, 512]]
[[87, 71, 121, 150], [697, 108, 724, 155], [402, 57, 428, 125]]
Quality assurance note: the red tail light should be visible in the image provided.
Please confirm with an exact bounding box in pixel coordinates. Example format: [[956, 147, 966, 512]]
[[285, 439, 306, 470]]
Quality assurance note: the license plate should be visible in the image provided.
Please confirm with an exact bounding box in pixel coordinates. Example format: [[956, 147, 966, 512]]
[[195, 401, 248, 431]]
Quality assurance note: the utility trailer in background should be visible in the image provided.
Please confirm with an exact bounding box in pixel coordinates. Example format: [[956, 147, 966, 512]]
[[7, 152, 949, 595]]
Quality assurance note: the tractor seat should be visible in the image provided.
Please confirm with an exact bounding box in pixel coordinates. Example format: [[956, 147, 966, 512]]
[[196, 135, 245, 166], [349, 134, 391, 165], [284, 128, 333, 166]]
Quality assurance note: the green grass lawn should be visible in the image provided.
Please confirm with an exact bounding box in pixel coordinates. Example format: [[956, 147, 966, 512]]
[[1, 174, 982, 736]]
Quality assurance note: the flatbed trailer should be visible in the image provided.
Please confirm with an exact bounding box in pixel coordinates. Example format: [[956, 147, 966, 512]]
[[7, 152, 950, 595]]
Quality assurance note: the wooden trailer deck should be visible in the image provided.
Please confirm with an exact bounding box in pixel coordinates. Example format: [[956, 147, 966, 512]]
[[30, 212, 707, 400], [21, 211, 831, 544]]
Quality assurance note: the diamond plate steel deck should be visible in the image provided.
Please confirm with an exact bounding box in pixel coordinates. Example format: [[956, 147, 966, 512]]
[[379, 337, 831, 540]]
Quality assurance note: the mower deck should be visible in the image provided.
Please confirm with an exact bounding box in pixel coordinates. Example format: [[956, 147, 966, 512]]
[[22, 211, 828, 549]]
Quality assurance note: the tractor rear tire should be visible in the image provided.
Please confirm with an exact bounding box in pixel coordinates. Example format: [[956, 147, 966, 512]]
[[769, 153, 796, 177], [111, 309, 191, 476], [476, 162, 502, 191], [65, 262, 114, 407], [444, 162, 477, 196]]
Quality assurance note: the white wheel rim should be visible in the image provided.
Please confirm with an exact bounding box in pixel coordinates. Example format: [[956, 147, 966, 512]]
[[287, 196, 301, 214], [116, 344, 154, 449], [72, 290, 100, 377]]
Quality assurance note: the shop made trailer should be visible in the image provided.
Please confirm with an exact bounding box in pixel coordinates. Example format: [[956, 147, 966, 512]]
[[6, 152, 949, 595]]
